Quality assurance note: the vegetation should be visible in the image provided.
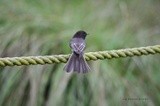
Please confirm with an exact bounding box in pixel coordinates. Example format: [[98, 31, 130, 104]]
[[0, 0, 160, 106]]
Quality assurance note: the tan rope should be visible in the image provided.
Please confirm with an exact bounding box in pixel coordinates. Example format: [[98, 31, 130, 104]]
[[0, 45, 160, 66]]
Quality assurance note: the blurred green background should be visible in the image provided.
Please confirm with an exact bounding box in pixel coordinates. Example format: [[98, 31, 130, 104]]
[[0, 0, 160, 106]]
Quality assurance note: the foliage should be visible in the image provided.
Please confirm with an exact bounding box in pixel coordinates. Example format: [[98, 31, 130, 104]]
[[0, 0, 160, 106]]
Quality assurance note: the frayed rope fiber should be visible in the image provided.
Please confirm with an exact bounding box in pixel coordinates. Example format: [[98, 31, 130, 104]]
[[0, 45, 160, 66]]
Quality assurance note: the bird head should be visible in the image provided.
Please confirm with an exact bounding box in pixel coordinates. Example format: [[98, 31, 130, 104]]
[[73, 30, 88, 39]]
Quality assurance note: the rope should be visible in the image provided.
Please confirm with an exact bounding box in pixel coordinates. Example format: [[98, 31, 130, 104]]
[[0, 45, 160, 67]]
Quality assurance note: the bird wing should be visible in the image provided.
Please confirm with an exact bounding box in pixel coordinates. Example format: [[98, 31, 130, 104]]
[[71, 42, 85, 54]]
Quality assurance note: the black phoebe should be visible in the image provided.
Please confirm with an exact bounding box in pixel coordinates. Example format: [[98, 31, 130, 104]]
[[64, 30, 91, 73]]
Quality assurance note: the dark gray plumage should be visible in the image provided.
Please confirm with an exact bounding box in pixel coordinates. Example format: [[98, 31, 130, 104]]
[[64, 31, 91, 73]]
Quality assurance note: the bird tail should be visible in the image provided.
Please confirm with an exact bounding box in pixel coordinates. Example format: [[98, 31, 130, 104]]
[[64, 53, 91, 73]]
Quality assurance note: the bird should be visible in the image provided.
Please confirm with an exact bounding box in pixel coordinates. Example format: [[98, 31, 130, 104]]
[[64, 30, 91, 73]]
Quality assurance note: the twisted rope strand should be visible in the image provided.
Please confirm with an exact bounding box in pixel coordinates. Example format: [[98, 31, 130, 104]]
[[0, 45, 160, 67]]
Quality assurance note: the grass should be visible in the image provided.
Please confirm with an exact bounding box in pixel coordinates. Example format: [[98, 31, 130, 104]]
[[0, 0, 160, 106]]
